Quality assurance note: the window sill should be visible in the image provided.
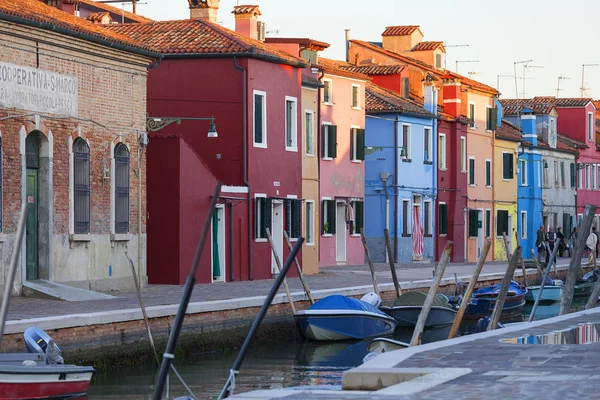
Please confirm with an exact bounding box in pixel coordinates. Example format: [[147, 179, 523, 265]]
[[253, 143, 267, 149], [424, 161, 433, 165], [305, 242, 315, 247], [424, 234, 433, 238], [401, 234, 411, 237], [0, 234, 9, 243], [469, 184, 477, 187], [439, 167, 447, 171], [486, 185, 492, 189], [111, 234, 132, 242], [461, 170, 467, 174], [255, 238, 268, 243], [322, 234, 333, 237], [306, 153, 315, 157], [502, 178, 513, 182], [350, 234, 361, 238], [402, 159, 412, 163], [322, 157, 333, 161], [70, 234, 92, 242], [323, 102, 333, 106], [285, 147, 298, 152], [351, 160, 362, 164], [485, 130, 492, 133], [439, 234, 447, 237], [352, 106, 362, 111]]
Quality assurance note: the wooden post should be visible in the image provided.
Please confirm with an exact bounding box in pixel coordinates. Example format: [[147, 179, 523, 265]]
[[360, 229, 379, 297], [487, 246, 523, 331], [520, 253, 528, 288], [502, 233, 511, 261], [266, 228, 296, 314], [283, 231, 314, 305], [384, 228, 402, 298], [528, 239, 561, 322], [585, 270, 600, 309], [561, 204, 597, 315], [448, 240, 491, 339], [530, 249, 544, 279], [410, 241, 453, 346]]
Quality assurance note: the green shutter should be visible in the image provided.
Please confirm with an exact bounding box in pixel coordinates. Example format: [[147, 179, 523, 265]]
[[322, 125, 327, 158], [286, 200, 292, 237], [439, 204, 448, 235], [469, 210, 479, 237], [356, 129, 365, 161], [328, 200, 336, 234], [508, 154, 514, 178], [321, 200, 327, 233], [503, 153, 509, 179], [293, 200, 301, 238], [330, 125, 338, 158], [355, 201, 364, 233], [263, 198, 272, 238], [496, 210, 508, 236], [491, 107, 498, 130], [350, 128, 355, 161], [570, 163, 576, 188]]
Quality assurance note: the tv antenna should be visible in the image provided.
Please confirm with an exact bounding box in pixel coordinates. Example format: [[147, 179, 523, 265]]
[[497, 75, 514, 92], [455, 60, 478, 74], [556, 76, 571, 98], [98, 0, 146, 15], [443, 42, 469, 70], [581, 64, 599, 97], [522, 63, 543, 98]]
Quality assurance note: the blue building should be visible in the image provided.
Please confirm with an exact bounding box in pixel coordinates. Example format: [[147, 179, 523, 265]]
[[364, 83, 436, 263]]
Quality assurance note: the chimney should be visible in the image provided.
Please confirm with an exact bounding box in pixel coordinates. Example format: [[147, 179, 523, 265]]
[[441, 74, 461, 118], [521, 107, 537, 146], [381, 25, 423, 54], [189, 0, 220, 23], [233, 5, 262, 41], [422, 73, 437, 114], [345, 29, 350, 62]]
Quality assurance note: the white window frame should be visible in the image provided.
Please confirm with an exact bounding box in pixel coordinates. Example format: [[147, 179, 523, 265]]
[[543, 159, 549, 188], [284, 96, 298, 152], [468, 102, 476, 129], [438, 133, 446, 170], [588, 112, 594, 141], [424, 200, 432, 236], [402, 124, 411, 160], [520, 160, 528, 186], [597, 164, 600, 190], [321, 196, 333, 237], [485, 105, 493, 132], [485, 208, 492, 238], [594, 164, 598, 190], [537, 161, 541, 187], [468, 156, 476, 186], [554, 160, 559, 187], [402, 198, 411, 235], [424, 127, 432, 163], [305, 200, 315, 245], [253, 90, 267, 148], [460, 136, 467, 172], [521, 211, 527, 239], [485, 158, 492, 187], [304, 110, 315, 156], [322, 121, 333, 161], [254, 193, 268, 243], [323, 79, 333, 105], [578, 165, 583, 189], [351, 84, 361, 109], [502, 151, 513, 181], [587, 165, 592, 190], [560, 161, 566, 188], [351, 125, 362, 163]]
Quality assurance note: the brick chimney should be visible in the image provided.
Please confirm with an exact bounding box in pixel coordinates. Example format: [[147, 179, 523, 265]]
[[521, 107, 537, 146], [233, 5, 262, 41], [189, 0, 220, 23], [381, 25, 423, 55], [442, 74, 461, 118]]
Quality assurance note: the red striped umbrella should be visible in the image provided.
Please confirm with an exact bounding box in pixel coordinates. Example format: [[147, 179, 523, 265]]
[[412, 206, 424, 257]]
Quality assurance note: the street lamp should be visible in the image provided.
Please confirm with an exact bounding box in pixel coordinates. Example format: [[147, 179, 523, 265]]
[[146, 116, 218, 138]]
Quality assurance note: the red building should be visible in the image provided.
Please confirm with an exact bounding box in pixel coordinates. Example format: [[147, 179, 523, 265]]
[[109, 5, 307, 284]]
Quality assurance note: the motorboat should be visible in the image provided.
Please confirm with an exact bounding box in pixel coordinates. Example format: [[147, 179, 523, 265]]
[[450, 281, 527, 323], [525, 280, 563, 302], [380, 292, 456, 328]]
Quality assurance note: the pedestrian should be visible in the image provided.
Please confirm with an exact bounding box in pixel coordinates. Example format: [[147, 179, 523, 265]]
[[545, 227, 557, 264], [587, 229, 598, 266], [536, 225, 545, 259], [556, 227, 566, 257], [593, 226, 599, 258]]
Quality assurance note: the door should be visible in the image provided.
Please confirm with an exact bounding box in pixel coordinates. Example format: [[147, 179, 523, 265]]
[[336, 203, 346, 263], [477, 210, 484, 259], [271, 201, 283, 274], [26, 169, 38, 281], [211, 207, 225, 282]]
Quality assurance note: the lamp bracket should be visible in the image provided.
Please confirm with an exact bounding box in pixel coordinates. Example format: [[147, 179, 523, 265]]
[[146, 118, 182, 132]]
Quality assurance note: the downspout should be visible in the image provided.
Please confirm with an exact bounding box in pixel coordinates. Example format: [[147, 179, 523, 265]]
[[138, 144, 144, 285], [317, 68, 324, 266], [432, 91, 438, 262], [491, 99, 496, 259], [228, 202, 234, 281], [233, 56, 252, 280], [394, 114, 399, 262]]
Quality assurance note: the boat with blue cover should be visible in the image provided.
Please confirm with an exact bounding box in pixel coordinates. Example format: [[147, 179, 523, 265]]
[[294, 295, 397, 341], [450, 281, 527, 322]]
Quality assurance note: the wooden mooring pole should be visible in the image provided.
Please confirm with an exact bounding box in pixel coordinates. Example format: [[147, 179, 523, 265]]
[[283, 231, 314, 305], [266, 228, 296, 314], [529, 239, 561, 322], [487, 246, 523, 331], [410, 241, 453, 346], [384, 228, 402, 298], [448, 240, 491, 339], [360, 229, 379, 297], [530, 249, 544, 279]]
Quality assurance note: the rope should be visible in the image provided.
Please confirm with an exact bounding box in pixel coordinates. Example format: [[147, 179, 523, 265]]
[[171, 365, 197, 399], [228, 369, 239, 395]]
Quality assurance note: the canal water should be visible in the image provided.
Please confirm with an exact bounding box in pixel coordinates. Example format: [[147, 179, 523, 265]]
[[86, 298, 590, 400]]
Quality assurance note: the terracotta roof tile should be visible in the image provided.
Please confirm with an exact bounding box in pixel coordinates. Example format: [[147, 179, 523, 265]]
[[264, 37, 330, 51], [499, 100, 556, 116], [338, 64, 405, 76], [503, 97, 592, 109], [382, 25, 422, 37], [365, 82, 435, 118], [411, 41, 444, 52], [301, 74, 322, 89], [232, 5, 261, 15], [317, 58, 370, 80], [86, 11, 110, 23], [106, 19, 308, 67], [78, 0, 153, 23], [495, 120, 522, 142], [557, 134, 587, 150], [0, 0, 156, 56]]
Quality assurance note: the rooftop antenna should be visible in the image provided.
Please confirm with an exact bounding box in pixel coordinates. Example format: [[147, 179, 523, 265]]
[[522, 63, 543, 99], [497, 74, 514, 92], [556, 76, 571, 98], [581, 64, 599, 97], [455, 60, 479, 74], [98, 0, 147, 15], [513, 60, 533, 134], [443, 41, 469, 70]]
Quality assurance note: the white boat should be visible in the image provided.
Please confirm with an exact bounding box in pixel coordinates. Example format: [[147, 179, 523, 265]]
[[525, 284, 563, 302]]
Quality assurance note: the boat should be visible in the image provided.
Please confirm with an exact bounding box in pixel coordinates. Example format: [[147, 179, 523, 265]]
[[0, 327, 94, 399], [367, 337, 409, 354], [574, 269, 600, 297], [450, 281, 527, 323], [294, 295, 397, 341], [525, 281, 563, 302], [380, 292, 457, 328]]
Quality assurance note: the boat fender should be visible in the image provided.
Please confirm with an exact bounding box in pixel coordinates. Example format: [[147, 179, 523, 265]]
[[22, 360, 37, 367]]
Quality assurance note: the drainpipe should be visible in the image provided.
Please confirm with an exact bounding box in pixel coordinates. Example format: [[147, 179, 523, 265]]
[[228, 202, 234, 281], [431, 94, 438, 263], [381, 174, 390, 261], [317, 68, 324, 266], [394, 114, 400, 262], [138, 145, 144, 285], [233, 56, 252, 280]]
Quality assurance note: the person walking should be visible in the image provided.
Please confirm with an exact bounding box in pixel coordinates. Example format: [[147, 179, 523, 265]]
[[587, 229, 598, 266], [556, 227, 566, 257], [536, 225, 545, 260], [545, 227, 557, 264], [593, 226, 599, 258]]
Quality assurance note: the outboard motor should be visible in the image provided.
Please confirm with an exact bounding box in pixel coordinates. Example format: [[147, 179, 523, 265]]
[[360, 292, 382, 308], [24, 327, 64, 364]]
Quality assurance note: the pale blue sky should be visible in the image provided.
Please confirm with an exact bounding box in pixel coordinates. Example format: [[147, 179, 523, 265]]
[[129, 0, 600, 99]]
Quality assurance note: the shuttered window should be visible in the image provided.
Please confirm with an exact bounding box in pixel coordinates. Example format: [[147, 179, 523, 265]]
[[469, 158, 475, 185], [322, 124, 337, 159], [424, 201, 431, 236], [351, 200, 364, 235], [496, 210, 509, 236], [73, 138, 90, 234], [438, 203, 448, 235], [255, 197, 272, 239], [502, 153, 514, 179], [486, 107, 498, 131], [570, 163, 576, 188], [285, 199, 302, 239], [322, 199, 336, 234], [350, 128, 365, 161], [485, 160, 491, 186], [254, 92, 266, 146], [114, 143, 130, 234], [402, 200, 410, 236], [468, 210, 479, 237]]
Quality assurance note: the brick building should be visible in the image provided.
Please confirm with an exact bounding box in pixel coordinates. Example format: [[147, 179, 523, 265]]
[[0, 0, 158, 294]]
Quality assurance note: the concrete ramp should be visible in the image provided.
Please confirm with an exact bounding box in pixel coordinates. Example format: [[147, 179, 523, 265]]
[[23, 280, 117, 301]]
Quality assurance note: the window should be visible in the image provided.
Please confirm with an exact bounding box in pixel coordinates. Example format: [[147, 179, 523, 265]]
[[571, 163, 576, 188], [402, 125, 411, 160], [486, 209, 492, 238], [351, 200, 364, 235], [594, 164, 598, 190], [597, 165, 600, 189], [253, 91, 266, 147], [496, 210, 509, 237], [587, 165, 592, 190], [435, 53, 442, 69], [554, 161, 559, 187], [402, 200, 410, 236], [285, 97, 297, 151], [588, 112, 594, 141], [73, 138, 90, 234], [438, 133, 446, 169], [438, 203, 448, 235], [485, 160, 491, 187], [305, 201, 314, 245], [424, 128, 432, 163], [468, 103, 475, 129], [543, 159, 549, 187], [578, 164, 583, 189], [255, 196, 271, 240], [424, 201, 432, 236], [560, 162, 566, 188], [305, 111, 314, 156], [114, 143, 130, 234], [520, 160, 527, 186], [285, 199, 301, 239], [563, 213, 572, 239], [468, 209, 479, 237], [401, 77, 409, 98], [321, 199, 336, 235], [469, 157, 475, 185], [351, 84, 360, 108], [322, 124, 337, 159], [486, 106, 496, 131], [521, 211, 527, 239], [502, 152, 514, 179], [323, 79, 332, 104], [460, 137, 466, 172], [350, 128, 365, 161]]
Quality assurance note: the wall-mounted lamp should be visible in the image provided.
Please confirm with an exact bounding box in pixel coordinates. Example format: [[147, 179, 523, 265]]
[[207, 121, 218, 138], [147, 116, 218, 138]]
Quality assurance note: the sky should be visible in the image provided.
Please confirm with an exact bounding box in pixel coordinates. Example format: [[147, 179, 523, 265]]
[[125, 0, 600, 99]]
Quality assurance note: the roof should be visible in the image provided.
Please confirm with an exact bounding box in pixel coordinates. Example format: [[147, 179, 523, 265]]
[[264, 37, 330, 51], [86, 11, 110, 23], [0, 0, 157, 57], [496, 120, 522, 142], [232, 5, 261, 16], [382, 25, 422, 37], [365, 82, 435, 118], [411, 41, 445, 52], [499, 100, 557, 116], [301, 74, 323, 89], [317, 58, 370, 80], [338, 64, 405, 76], [77, 0, 153, 23], [557, 134, 588, 150], [501, 97, 593, 113], [106, 19, 308, 67], [349, 39, 498, 95]]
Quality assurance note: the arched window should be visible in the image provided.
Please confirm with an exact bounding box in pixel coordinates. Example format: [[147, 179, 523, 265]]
[[115, 143, 130, 234], [73, 138, 90, 234]]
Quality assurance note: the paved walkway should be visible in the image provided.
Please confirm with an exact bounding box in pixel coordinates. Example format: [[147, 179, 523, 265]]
[[6, 258, 574, 322]]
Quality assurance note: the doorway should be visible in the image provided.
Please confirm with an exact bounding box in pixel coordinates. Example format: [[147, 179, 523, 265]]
[[271, 201, 283, 274], [477, 210, 484, 259], [211, 206, 225, 282], [25, 134, 40, 281], [336, 203, 346, 263]]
